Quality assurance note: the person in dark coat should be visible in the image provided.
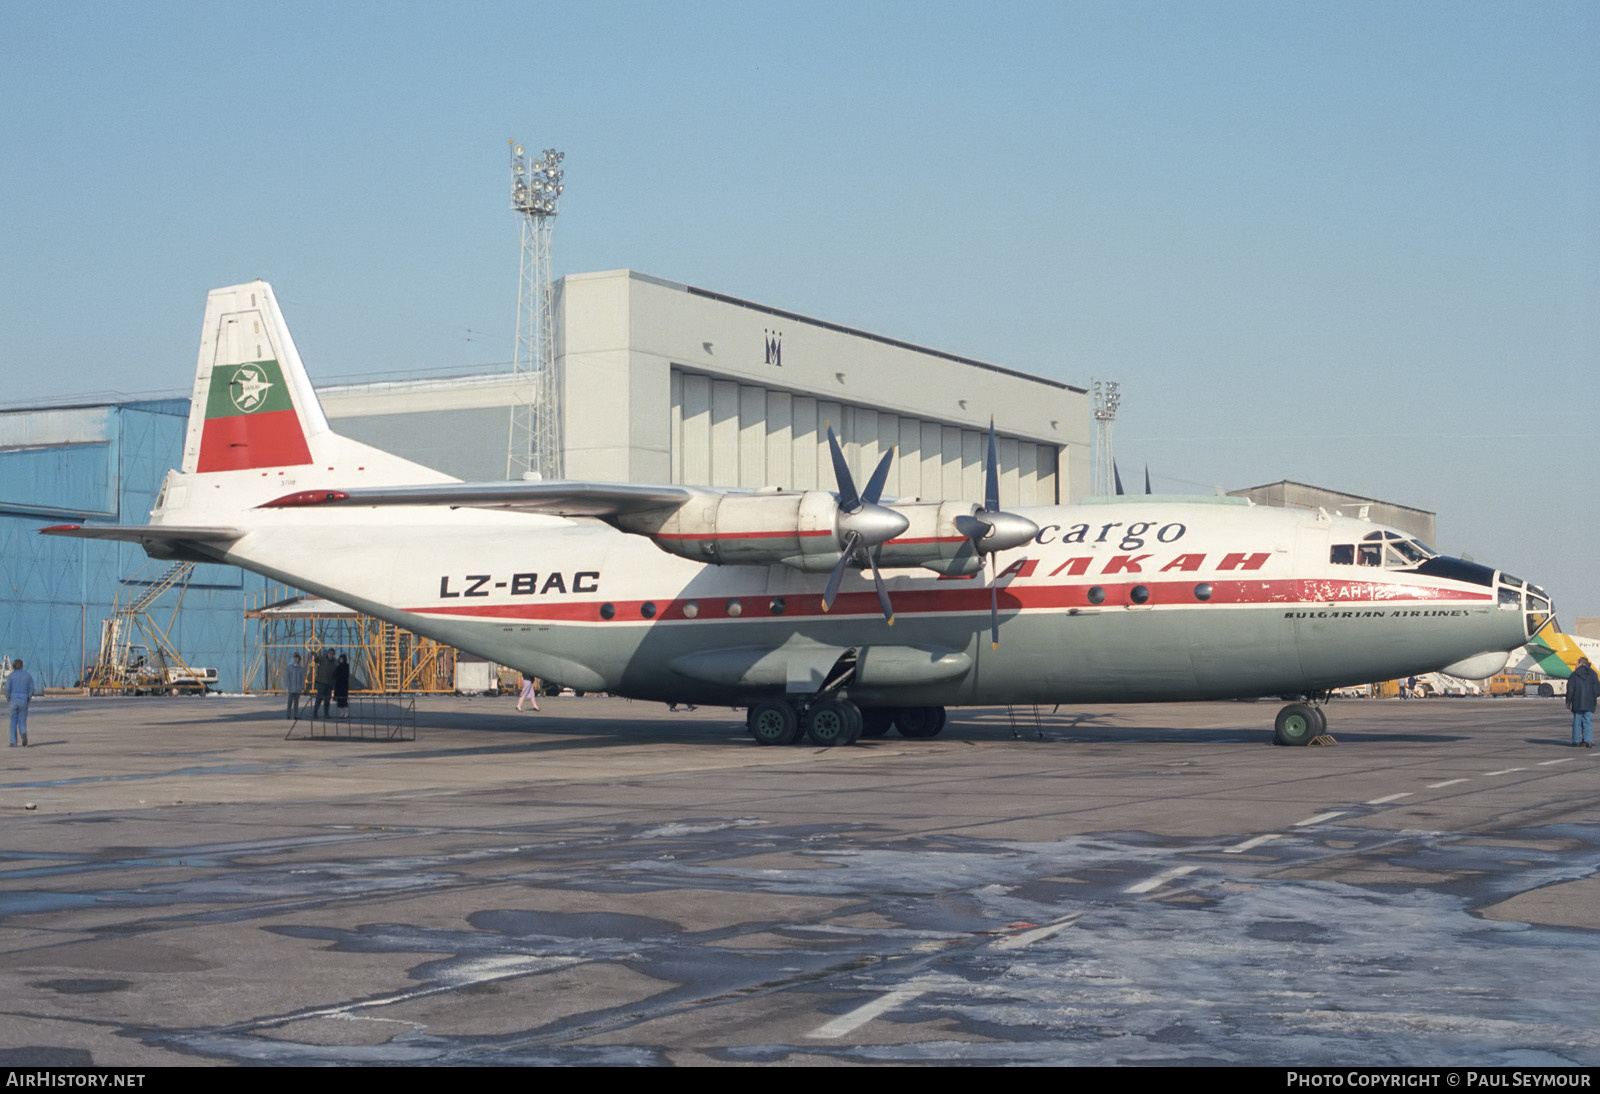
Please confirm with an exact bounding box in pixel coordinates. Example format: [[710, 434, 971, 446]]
[[1567, 656, 1598, 748], [311, 650, 336, 719], [285, 653, 306, 721], [334, 654, 351, 718]]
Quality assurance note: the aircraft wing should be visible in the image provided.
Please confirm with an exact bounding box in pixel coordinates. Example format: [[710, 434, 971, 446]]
[[258, 480, 710, 517]]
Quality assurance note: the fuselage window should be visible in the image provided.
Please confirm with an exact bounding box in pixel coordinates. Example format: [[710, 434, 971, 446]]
[[1330, 544, 1354, 565]]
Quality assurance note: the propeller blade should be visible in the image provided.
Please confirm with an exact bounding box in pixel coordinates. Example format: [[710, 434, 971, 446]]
[[826, 426, 860, 512], [861, 446, 894, 506], [984, 418, 1000, 513], [820, 531, 860, 612], [953, 512, 988, 545], [989, 555, 1001, 649], [865, 547, 894, 624]]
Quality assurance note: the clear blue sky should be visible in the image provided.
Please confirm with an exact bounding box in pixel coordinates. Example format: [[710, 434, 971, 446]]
[[3, 2, 1596, 619]]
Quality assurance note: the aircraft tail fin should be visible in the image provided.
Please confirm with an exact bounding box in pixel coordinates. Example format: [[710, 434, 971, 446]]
[[179, 281, 450, 486], [1525, 628, 1595, 679]]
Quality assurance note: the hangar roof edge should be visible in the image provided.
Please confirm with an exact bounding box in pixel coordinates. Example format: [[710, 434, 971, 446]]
[[578, 269, 1085, 395]]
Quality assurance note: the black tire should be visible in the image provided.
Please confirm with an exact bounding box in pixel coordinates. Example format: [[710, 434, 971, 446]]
[[804, 698, 861, 747], [894, 706, 946, 739], [1311, 705, 1327, 736], [1274, 702, 1319, 746], [859, 708, 894, 739], [748, 699, 800, 746]]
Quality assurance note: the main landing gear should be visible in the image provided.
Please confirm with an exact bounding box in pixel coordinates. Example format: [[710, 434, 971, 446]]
[[1273, 700, 1329, 746], [745, 699, 947, 747]]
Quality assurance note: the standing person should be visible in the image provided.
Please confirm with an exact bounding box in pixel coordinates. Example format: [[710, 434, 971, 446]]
[[333, 654, 351, 719], [5, 659, 35, 747], [285, 653, 306, 721], [312, 650, 336, 719], [1567, 656, 1598, 749], [516, 674, 540, 712]]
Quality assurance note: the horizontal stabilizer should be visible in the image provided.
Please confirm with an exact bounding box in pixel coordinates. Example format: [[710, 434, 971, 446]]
[[40, 523, 243, 562], [260, 480, 704, 517], [41, 523, 243, 543]]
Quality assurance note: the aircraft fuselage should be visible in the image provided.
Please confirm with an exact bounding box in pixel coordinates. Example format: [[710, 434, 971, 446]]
[[190, 495, 1533, 707]]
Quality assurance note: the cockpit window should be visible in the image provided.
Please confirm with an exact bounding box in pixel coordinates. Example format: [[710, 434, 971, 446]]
[[1389, 540, 1426, 565], [1334, 530, 1439, 570]]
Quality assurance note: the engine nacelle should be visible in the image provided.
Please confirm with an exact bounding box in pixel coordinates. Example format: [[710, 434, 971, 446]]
[[874, 501, 986, 576], [614, 493, 988, 575], [615, 491, 847, 571]]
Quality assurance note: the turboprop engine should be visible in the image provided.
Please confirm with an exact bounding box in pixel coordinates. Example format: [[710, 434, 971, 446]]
[[617, 421, 1039, 638], [615, 494, 1031, 577]]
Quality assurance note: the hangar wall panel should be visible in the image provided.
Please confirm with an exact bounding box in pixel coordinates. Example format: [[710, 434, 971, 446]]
[[668, 367, 1059, 505]]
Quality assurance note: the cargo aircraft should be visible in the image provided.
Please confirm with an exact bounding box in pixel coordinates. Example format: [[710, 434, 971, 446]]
[[44, 282, 1556, 747]]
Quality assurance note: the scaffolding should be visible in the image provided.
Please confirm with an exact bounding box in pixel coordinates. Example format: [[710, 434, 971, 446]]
[[84, 561, 216, 694], [243, 588, 456, 696]]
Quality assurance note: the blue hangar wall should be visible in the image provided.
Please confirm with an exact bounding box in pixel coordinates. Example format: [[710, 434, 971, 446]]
[[0, 398, 272, 690]]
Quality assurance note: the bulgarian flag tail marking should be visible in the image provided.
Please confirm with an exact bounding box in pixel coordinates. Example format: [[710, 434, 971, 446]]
[[196, 358, 313, 472]]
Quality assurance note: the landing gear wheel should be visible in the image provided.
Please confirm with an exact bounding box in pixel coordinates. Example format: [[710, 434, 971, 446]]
[[1274, 702, 1319, 746], [804, 698, 862, 747], [894, 706, 946, 739], [1311, 705, 1327, 736], [748, 699, 800, 746], [859, 708, 894, 739]]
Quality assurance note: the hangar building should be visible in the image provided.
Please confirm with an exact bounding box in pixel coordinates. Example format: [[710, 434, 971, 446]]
[[2, 270, 1090, 688], [327, 270, 1087, 505], [1228, 480, 1437, 546]]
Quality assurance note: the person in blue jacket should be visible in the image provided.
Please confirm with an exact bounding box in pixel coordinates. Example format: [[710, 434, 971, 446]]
[[5, 659, 37, 747]]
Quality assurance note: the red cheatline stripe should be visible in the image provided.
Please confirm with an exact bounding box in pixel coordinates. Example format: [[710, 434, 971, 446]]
[[406, 577, 1491, 624]]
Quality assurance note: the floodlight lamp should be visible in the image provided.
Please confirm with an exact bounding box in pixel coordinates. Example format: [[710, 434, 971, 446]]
[[514, 144, 524, 157]]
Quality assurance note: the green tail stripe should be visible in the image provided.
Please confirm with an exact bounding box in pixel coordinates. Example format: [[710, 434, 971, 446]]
[[206, 360, 296, 419]]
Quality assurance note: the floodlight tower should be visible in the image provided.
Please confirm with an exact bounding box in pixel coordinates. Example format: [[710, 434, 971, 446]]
[[1091, 379, 1121, 496], [506, 142, 565, 480]]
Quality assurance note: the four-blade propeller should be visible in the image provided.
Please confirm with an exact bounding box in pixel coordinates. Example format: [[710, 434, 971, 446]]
[[820, 426, 907, 623], [951, 420, 1041, 648]]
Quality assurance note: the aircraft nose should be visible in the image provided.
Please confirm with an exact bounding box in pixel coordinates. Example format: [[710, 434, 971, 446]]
[[1497, 572, 1555, 640]]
